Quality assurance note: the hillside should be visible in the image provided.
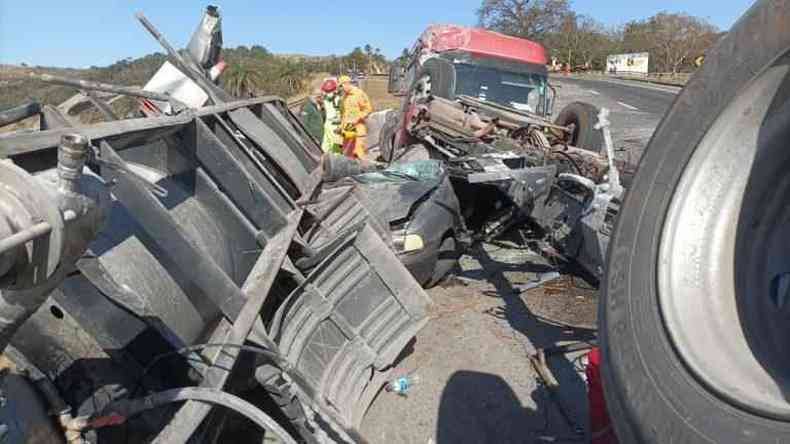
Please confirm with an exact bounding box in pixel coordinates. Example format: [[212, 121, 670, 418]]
[[0, 53, 169, 112], [0, 45, 391, 115]]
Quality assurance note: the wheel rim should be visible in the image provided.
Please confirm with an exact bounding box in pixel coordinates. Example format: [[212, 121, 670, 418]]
[[659, 61, 790, 419]]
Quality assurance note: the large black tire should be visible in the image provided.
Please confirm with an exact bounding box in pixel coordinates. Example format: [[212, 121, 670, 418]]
[[554, 102, 604, 152], [426, 235, 459, 288], [414, 57, 456, 100], [602, 1, 790, 443]]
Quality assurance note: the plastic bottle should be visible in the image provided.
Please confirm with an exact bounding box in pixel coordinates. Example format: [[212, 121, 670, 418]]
[[385, 373, 420, 397]]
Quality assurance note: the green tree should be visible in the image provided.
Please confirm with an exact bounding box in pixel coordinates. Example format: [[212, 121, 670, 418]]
[[398, 48, 411, 63], [276, 62, 307, 96], [222, 61, 263, 97], [622, 12, 718, 73], [546, 13, 613, 69], [477, 0, 571, 40]]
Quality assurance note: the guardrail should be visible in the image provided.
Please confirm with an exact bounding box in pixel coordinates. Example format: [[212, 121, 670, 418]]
[[561, 71, 691, 87]]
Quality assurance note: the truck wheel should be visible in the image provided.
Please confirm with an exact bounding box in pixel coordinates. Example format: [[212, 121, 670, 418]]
[[602, 1, 790, 442], [554, 102, 603, 152], [426, 234, 459, 288], [413, 57, 456, 100]]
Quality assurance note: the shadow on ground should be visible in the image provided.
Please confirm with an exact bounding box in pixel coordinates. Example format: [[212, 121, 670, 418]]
[[450, 240, 597, 441], [436, 370, 554, 444]]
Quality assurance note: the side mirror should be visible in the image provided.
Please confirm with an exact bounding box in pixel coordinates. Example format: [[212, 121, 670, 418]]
[[388, 64, 406, 95]]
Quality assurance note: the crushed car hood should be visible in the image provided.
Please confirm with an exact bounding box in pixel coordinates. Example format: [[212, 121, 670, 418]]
[[353, 179, 439, 223]]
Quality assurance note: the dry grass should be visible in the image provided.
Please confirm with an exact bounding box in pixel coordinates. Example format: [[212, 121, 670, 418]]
[[361, 76, 401, 111]]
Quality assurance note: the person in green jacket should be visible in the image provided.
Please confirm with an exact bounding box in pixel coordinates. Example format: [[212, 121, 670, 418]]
[[320, 78, 342, 154], [300, 88, 324, 143]]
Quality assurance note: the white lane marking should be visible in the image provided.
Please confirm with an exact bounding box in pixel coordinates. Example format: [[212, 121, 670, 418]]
[[617, 101, 639, 111], [588, 90, 600, 95]]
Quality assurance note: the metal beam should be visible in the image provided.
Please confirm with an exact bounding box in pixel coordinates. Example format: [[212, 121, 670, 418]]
[[34, 73, 186, 110], [193, 118, 291, 231], [0, 102, 40, 127], [0, 114, 192, 158], [0, 222, 51, 256], [40, 105, 73, 130], [82, 90, 120, 121], [229, 108, 311, 191], [210, 112, 298, 205], [0, 97, 292, 158]]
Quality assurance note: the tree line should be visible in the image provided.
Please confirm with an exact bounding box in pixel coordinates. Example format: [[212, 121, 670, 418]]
[[477, 0, 722, 73], [1, 44, 389, 115], [216, 44, 389, 97]]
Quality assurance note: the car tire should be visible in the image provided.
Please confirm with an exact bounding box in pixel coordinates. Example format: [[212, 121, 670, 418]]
[[554, 102, 604, 152], [601, 1, 790, 443], [415, 57, 456, 100], [426, 234, 459, 288]]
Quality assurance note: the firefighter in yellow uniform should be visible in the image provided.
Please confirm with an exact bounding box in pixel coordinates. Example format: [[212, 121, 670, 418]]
[[338, 75, 373, 160]]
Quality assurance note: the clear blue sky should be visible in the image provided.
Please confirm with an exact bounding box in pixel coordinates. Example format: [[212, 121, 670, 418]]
[[0, 0, 754, 68]]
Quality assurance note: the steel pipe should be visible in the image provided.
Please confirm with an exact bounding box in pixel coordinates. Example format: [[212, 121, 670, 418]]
[[33, 73, 185, 109], [0, 222, 52, 257], [0, 102, 41, 127]]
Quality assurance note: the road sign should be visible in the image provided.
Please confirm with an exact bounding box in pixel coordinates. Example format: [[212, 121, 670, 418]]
[[606, 52, 649, 75]]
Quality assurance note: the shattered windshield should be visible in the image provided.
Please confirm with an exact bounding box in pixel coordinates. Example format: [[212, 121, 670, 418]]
[[446, 56, 548, 114], [354, 160, 444, 183], [452, 61, 547, 114]]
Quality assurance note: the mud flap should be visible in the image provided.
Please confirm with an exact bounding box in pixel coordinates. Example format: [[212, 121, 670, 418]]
[[305, 185, 392, 250], [274, 224, 430, 430]]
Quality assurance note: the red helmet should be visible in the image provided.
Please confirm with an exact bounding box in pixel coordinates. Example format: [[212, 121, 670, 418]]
[[320, 78, 338, 93]]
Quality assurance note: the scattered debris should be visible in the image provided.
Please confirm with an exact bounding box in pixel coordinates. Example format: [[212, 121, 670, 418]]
[[513, 271, 562, 293]]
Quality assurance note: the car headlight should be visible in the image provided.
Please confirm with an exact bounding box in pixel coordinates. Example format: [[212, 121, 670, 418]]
[[392, 231, 424, 253]]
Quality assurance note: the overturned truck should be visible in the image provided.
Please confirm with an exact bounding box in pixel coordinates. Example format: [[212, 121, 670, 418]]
[[0, 7, 430, 444], [385, 24, 625, 279]]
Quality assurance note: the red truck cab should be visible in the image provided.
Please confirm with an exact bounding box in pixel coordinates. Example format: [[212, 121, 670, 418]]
[[390, 24, 554, 116]]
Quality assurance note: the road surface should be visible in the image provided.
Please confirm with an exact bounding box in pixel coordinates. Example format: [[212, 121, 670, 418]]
[[551, 75, 679, 161]]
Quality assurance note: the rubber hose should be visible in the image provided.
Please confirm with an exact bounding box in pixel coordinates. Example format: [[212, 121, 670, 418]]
[[131, 342, 286, 398], [551, 150, 584, 176], [110, 387, 297, 444]]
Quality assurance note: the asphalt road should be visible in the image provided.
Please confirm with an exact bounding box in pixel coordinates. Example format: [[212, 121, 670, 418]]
[[551, 75, 680, 160], [554, 76, 678, 115]]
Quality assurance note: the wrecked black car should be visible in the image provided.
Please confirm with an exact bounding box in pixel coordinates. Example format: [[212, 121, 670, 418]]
[[320, 159, 464, 287]]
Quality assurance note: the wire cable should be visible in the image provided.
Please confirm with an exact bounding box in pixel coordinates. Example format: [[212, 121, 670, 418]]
[[131, 343, 282, 398], [93, 387, 297, 444]]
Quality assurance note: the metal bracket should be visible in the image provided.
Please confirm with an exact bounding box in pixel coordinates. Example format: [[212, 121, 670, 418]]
[[93, 153, 169, 198], [594, 108, 624, 199]]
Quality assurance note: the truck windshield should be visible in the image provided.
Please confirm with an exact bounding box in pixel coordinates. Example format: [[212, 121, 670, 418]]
[[453, 63, 547, 114]]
